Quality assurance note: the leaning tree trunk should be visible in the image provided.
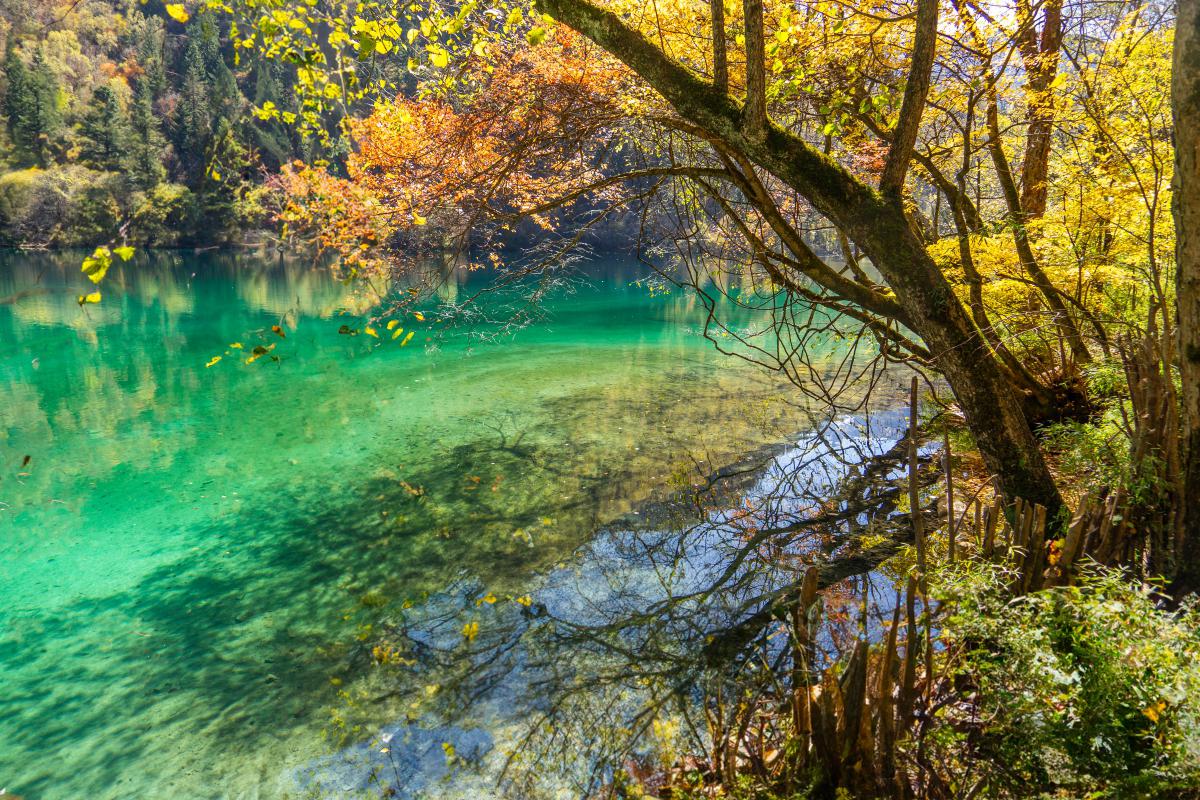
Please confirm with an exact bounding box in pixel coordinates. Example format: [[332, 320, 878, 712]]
[[1173, 0, 1200, 593], [538, 0, 1066, 520]]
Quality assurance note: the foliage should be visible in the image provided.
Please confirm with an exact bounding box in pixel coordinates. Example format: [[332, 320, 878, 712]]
[[0, 0, 313, 245], [932, 564, 1200, 797]]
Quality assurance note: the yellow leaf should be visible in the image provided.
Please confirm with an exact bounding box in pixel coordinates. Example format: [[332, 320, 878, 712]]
[[165, 3, 189, 23], [461, 621, 478, 642], [229, 342, 243, 349], [364, 326, 379, 338], [515, 595, 532, 607], [412, 213, 427, 226], [245, 343, 275, 364], [483, 592, 497, 604], [206, 356, 222, 368], [401, 331, 415, 347], [76, 291, 102, 305], [386, 319, 400, 330], [391, 327, 404, 340], [412, 311, 425, 321]]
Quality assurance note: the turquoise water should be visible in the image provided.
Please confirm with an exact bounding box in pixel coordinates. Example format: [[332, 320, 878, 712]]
[[0, 251, 822, 799]]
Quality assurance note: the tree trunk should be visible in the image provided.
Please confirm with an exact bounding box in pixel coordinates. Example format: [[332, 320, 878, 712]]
[[538, 0, 1066, 519], [1173, 0, 1200, 593], [741, 0, 766, 137]]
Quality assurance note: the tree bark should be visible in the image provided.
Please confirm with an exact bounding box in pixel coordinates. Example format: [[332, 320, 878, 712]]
[[1015, 0, 1063, 219], [711, 0, 728, 92], [742, 0, 766, 137], [879, 0, 937, 195], [1172, 0, 1200, 593], [537, 0, 1065, 518]]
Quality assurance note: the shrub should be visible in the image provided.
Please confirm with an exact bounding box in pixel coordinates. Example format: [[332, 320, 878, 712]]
[[128, 183, 198, 245], [0, 165, 127, 246], [932, 564, 1200, 798]]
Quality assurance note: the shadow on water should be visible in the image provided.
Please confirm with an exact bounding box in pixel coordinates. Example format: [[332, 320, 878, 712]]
[[0, 251, 880, 798]]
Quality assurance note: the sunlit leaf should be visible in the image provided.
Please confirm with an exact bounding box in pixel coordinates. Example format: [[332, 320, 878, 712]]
[[165, 3, 189, 23]]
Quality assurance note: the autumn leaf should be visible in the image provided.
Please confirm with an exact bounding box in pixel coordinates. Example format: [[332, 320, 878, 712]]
[[271, 324, 286, 338], [205, 356, 222, 367], [165, 3, 189, 23], [77, 291, 102, 306], [245, 344, 276, 363]]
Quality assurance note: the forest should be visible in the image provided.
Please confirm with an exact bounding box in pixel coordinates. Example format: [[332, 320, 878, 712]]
[[3, 0, 1200, 798]]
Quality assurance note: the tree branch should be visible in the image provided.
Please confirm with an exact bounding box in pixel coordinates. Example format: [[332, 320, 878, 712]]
[[879, 0, 938, 195]]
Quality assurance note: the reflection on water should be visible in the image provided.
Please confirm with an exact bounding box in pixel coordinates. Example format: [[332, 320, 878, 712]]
[[0, 251, 846, 799]]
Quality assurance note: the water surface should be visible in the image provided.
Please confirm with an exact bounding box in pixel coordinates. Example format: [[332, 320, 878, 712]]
[[0, 251, 829, 799]]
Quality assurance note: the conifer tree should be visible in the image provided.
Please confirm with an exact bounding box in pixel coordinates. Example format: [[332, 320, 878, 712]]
[[174, 35, 211, 183], [129, 79, 167, 189], [77, 84, 134, 172], [4, 47, 59, 166]]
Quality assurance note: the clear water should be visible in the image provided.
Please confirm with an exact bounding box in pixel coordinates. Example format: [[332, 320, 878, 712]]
[[0, 251, 830, 799]]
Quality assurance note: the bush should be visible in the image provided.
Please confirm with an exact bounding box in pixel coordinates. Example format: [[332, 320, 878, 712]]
[[128, 183, 198, 246], [932, 564, 1200, 798], [0, 165, 126, 246]]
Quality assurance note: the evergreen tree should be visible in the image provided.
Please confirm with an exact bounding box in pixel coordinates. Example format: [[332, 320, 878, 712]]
[[77, 84, 134, 172], [129, 79, 167, 189], [4, 47, 59, 166], [174, 35, 211, 183], [249, 64, 292, 169], [134, 14, 168, 99], [3, 47, 30, 161]]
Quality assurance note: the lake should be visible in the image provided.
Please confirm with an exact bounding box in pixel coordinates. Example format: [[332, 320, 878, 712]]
[[0, 250, 883, 798]]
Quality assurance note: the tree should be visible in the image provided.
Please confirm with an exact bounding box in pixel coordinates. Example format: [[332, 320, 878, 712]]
[[3, 47, 30, 160], [1174, 0, 1200, 591], [174, 34, 212, 183], [3, 46, 59, 166], [236, 0, 1070, 515], [77, 84, 135, 172], [129, 79, 168, 189]]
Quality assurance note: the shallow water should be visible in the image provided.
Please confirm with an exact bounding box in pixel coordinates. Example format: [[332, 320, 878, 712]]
[[0, 251, 839, 799]]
